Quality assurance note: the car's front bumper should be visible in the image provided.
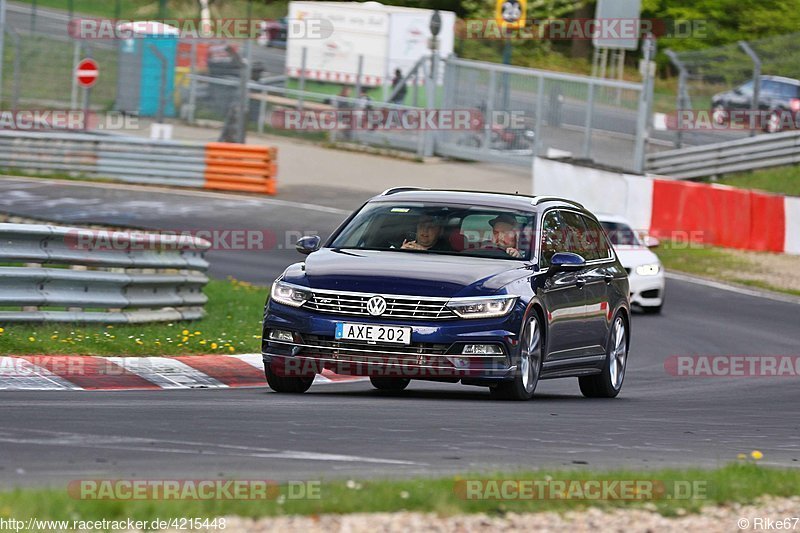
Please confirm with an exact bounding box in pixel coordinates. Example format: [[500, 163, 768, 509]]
[[262, 302, 523, 381], [628, 270, 666, 308]]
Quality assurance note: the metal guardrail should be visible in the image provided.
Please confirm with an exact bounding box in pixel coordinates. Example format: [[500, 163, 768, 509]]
[[0, 130, 278, 193], [646, 130, 800, 179], [0, 131, 206, 187], [0, 224, 211, 323]]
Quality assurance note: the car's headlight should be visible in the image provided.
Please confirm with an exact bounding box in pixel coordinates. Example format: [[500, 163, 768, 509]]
[[270, 281, 312, 307], [447, 296, 517, 319], [635, 263, 662, 276]]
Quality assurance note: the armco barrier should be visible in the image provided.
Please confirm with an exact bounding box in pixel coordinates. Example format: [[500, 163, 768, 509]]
[[645, 129, 800, 179], [0, 131, 277, 194], [0, 224, 211, 323], [533, 157, 796, 255]]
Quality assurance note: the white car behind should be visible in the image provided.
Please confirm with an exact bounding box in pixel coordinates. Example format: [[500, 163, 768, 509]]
[[598, 214, 665, 314]]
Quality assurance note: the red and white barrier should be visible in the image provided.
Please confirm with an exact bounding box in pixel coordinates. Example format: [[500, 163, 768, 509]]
[[532, 157, 798, 255]]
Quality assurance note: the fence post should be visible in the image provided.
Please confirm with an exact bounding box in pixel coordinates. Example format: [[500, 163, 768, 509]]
[[633, 35, 655, 174], [70, 41, 81, 109], [738, 41, 761, 137], [0, 0, 6, 105], [298, 46, 307, 111], [81, 46, 93, 131], [665, 49, 687, 149], [483, 69, 497, 154], [533, 74, 544, 156], [236, 3, 254, 144], [11, 29, 19, 109], [582, 81, 595, 159]]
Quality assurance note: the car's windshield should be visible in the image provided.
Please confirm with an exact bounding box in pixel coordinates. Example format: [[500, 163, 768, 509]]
[[600, 221, 642, 246], [330, 201, 536, 260]]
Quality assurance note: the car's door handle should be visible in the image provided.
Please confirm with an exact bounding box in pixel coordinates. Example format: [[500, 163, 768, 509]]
[[575, 278, 586, 289], [604, 274, 614, 284]]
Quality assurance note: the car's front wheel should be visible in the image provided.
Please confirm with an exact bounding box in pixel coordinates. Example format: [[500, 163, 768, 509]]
[[265, 364, 314, 393], [370, 377, 410, 391], [491, 313, 542, 401], [579, 313, 628, 398]]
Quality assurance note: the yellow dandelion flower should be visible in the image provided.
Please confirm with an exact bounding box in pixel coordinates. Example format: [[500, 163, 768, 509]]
[[182, 336, 189, 342], [737, 453, 747, 460], [229, 346, 235, 353], [751, 450, 763, 460], [199, 340, 207, 345], [182, 329, 189, 336], [28, 336, 36, 342], [194, 331, 201, 335], [211, 343, 218, 349], [0, 327, 5, 333]]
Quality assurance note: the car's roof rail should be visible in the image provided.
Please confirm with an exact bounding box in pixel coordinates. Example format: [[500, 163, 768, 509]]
[[531, 196, 585, 209], [380, 186, 428, 196]]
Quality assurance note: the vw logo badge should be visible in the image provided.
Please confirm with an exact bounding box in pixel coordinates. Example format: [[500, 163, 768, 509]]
[[366, 296, 387, 316]]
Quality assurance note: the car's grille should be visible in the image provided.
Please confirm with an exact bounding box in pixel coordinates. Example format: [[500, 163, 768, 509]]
[[303, 334, 450, 358], [304, 290, 458, 320]]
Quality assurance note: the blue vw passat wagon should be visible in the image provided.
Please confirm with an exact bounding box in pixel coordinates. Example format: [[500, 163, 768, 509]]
[[262, 189, 630, 400]]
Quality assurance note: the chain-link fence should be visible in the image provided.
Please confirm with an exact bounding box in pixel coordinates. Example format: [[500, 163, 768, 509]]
[[438, 57, 647, 171], [667, 31, 800, 147]]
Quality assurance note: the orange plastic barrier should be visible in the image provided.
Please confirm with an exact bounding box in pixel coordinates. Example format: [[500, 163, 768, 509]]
[[650, 179, 785, 252], [203, 142, 277, 195]]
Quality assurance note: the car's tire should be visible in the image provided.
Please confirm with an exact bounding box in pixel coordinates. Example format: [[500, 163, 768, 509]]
[[264, 365, 314, 393], [579, 313, 628, 398], [370, 377, 411, 391], [490, 313, 542, 401]]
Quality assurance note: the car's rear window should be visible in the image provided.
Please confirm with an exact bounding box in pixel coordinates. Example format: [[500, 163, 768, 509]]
[[600, 221, 641, 246], [330, 202, 536, 260]]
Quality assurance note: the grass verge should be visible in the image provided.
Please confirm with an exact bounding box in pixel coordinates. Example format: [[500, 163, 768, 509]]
[[0, 278, 266, 356], [654, 242, 800, 297], [710, 165, 800, 197], [0, 464, 795, 521]]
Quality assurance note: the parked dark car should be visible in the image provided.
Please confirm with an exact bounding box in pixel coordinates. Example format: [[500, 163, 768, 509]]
[[711, 75, 800, 133], [262, 189, 631, 401]]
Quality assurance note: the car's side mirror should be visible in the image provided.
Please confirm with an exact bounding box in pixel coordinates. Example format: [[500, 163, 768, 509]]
[[295, 235, 321, 255], [548, 252, 586, 273], [642, 235, 660, 248]]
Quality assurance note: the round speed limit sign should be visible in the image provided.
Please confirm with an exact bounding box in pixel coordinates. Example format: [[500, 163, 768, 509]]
[[496, 0, 527, 28]]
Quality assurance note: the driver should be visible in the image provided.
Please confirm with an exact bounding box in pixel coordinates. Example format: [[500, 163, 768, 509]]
[[402, 214, 447, 251], [489, 213, 524, 258]]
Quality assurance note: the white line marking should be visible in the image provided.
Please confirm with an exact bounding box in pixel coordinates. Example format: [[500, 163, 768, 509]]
[[0, 175, 350, 215], [666, 272, 800, 305]]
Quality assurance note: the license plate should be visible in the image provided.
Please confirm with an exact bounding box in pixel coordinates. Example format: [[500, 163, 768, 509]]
[[335, 323, 412, 345]]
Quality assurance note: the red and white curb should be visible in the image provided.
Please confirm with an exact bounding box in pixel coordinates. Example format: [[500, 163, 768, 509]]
[[0, 354, 366, 391]]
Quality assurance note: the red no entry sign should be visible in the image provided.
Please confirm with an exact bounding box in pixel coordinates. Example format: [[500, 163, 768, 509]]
[[76, 58, 99, 88]]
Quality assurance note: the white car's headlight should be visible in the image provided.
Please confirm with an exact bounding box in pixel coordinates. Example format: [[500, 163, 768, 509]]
[[270, 281, 312, 307], [447, 296, 517, 319], [635, 263, 662, 276]]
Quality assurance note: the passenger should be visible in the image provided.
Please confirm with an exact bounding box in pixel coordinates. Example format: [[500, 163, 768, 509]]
[[402, 214, 448, 251]]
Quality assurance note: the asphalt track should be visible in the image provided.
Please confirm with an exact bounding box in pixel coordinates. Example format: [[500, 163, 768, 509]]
[[1, 177, 799, 487]]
